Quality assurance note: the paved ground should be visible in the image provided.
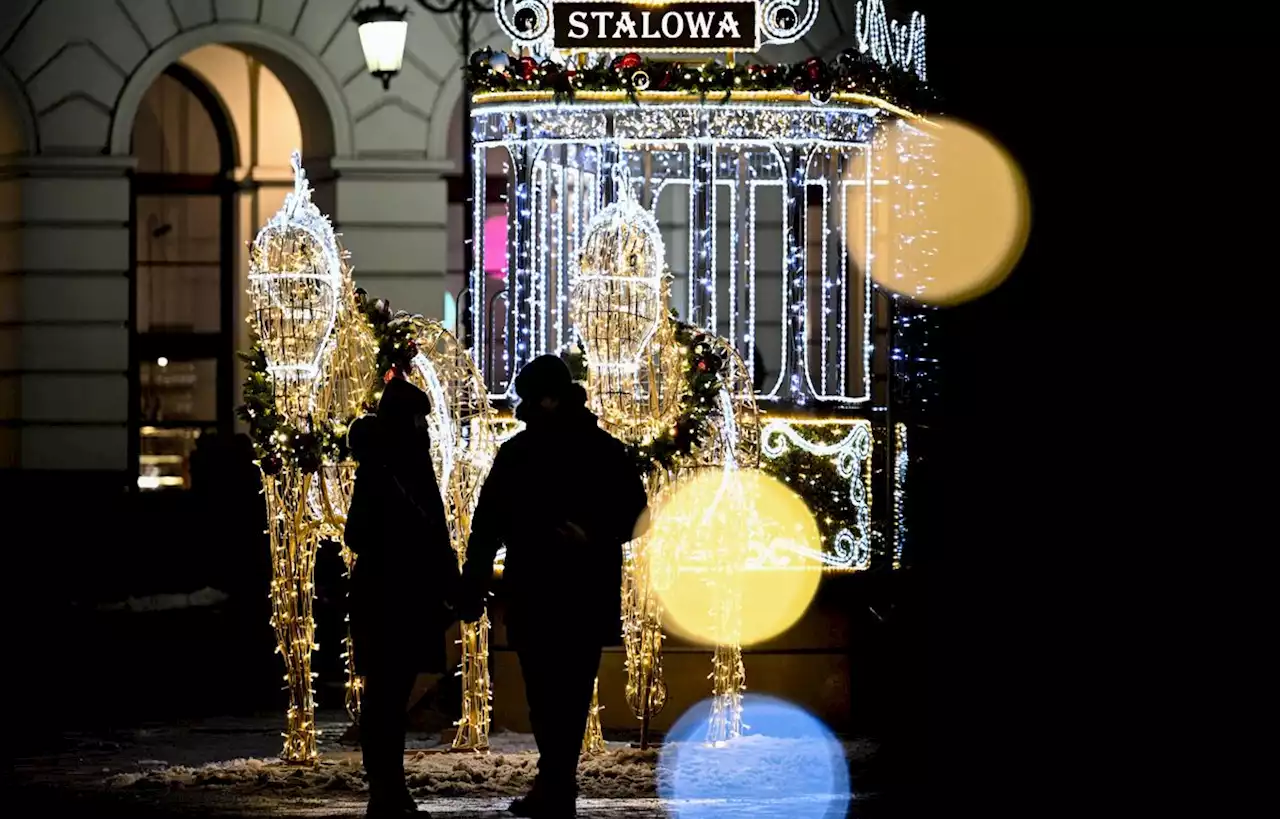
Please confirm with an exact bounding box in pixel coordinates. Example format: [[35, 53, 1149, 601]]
[[15, 712, 888, 818]]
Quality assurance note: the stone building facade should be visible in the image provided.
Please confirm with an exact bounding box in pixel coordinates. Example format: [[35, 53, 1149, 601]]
[[1, 0, 523, 480]]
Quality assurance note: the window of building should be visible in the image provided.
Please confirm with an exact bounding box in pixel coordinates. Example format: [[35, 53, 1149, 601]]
[[131, 65, 236, 490]]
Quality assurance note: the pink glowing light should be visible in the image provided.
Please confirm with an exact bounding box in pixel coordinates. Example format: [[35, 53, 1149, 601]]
[[484, 215, 507, 279]]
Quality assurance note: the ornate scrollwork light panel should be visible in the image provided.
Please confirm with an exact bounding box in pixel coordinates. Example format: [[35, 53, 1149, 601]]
[[495, 0, 553, 46], [759, 0, 819, 45], [760, 418, 872, 571]]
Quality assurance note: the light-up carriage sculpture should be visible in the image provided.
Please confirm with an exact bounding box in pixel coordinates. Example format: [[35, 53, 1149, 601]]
[[246, 154, 357, 762], [466, 0, 934, 737]]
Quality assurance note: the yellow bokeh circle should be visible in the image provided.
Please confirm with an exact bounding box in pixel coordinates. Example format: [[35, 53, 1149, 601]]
[[848, 116, 1031, 306], [646, 468, 823, 647]]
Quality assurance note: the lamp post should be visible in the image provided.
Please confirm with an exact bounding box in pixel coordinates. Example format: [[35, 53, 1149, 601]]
[[354, 0, 494, 350]]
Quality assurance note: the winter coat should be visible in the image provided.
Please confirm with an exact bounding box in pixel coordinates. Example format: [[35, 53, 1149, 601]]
[[343, 377, 459, 675], [461, 396, 648, 649]]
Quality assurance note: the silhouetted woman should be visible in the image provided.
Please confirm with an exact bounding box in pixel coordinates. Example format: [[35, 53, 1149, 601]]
[[345, 371, 458, 816]]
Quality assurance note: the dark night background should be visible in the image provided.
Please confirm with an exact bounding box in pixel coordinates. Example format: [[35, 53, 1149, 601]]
[[7, 2, 1190, 815]]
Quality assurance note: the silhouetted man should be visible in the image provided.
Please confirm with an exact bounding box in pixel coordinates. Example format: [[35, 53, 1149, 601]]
[[459, 356, 647, 819]]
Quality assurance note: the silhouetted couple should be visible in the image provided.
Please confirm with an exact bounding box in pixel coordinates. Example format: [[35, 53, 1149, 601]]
[[345, 357, 647, 818]]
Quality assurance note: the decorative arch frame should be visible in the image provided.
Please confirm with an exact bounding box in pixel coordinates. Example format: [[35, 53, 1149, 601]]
[[149, 62, 240, 173], [424, 14, 509, 162], [427, 66, 464, 163], [0, 61, 36, 154], [108, 22, 352, 160]]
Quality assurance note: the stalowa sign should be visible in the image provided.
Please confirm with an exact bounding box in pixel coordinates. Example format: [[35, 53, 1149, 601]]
[[551, 1, 760, 52]]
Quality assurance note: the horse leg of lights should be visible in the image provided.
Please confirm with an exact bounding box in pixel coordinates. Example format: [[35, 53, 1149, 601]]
[[451, 614, 492, 750], [400, 319, 496, 753], [703, 357, 758, 745], [622, 528, 667, 747], [707, 572, 746, 745], [265, 468, 322, 762], [340, 546, 362, 723], [582, 677, 606, 755]]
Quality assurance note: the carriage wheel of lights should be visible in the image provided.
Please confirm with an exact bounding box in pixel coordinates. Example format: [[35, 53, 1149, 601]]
[[247, 152, 350, 763], [400, 315, 498, 751]]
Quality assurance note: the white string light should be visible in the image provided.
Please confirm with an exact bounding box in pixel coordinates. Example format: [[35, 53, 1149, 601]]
[[854, 1, 928, 82], [892, 421, 907, 570]]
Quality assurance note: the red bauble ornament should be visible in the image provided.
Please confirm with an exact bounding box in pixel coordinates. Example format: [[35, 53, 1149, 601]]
[[697, 360, 709, 372], [516, 56, 538, 80], [615, 52, 642, 71], [804, 57, 823, 81]]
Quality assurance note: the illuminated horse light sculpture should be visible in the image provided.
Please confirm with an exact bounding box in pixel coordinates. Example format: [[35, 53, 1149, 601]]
[[246, 152, 352, 762], [568, 179, 760, 748], [247, 153, 497, 760]]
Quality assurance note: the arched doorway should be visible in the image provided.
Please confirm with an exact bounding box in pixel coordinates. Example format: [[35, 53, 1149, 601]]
[[130, 46, 305, 491], [132, 64, 237, 490]]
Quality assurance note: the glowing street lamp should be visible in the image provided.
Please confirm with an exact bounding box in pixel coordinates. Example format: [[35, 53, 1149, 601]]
[[353, 1, 409, 90]]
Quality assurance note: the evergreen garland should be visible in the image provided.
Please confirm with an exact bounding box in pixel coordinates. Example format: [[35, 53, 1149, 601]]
[[237, 344, 350, 476], [237, 289, 422, 476], [469, 49, 935, 111], [564, 314, 733, 478], [360, 290, 420, 386]]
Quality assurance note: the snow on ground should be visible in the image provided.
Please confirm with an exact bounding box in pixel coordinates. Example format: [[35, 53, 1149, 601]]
[[96, 587, 230, 613], [16, 711, 873, 817]]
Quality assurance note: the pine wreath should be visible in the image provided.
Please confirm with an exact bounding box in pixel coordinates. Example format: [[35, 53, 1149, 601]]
[[564, 313, 734, 478], [237, 289, 423, 475]]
